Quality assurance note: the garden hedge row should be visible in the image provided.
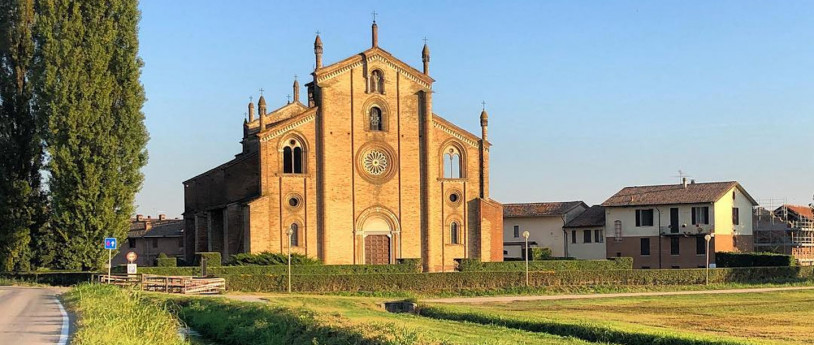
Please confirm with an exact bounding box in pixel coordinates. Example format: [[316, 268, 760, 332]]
[[227, 252, 321, 266], [195, 252, 222, 267], [457, 257, 633, 272], [221, 266, 814, 293], [716, 252, 795, 267], [0, 271, 96, 286], [119, 259, 423, 276], [156, 257, 177, 267]]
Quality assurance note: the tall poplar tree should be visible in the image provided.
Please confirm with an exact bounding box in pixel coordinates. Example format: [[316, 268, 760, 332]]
[[36, 0, 148, 270], [0, 0, 44, 272]]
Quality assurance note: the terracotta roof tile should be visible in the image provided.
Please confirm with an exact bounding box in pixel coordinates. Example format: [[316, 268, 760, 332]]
[[503, 201, 587, 218], [564, 205, 605, 228], [779, 205, 814, 221], [601, 181, 757, 207], [128, 219, 184, 238]]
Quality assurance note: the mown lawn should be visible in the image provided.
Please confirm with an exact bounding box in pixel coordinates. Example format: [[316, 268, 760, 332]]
[[422, 289, 814, 345], [263, 294, 603, 345], [159, 293, 604, 345]]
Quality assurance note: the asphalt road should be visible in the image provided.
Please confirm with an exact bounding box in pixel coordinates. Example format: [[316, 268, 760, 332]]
[[0, 287, 69, 345]]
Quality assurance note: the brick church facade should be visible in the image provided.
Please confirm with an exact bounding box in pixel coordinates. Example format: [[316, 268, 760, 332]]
[[183, 22, 503, 272]]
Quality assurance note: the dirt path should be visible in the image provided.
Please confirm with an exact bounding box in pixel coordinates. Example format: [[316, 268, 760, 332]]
[[422, 286, 814, 304]]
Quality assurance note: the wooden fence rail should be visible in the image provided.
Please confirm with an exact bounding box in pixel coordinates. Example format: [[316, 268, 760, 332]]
[[97, 274, 225, 295]]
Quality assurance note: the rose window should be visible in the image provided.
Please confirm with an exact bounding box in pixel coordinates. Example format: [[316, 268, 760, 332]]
[[363, 150, 388, 175]]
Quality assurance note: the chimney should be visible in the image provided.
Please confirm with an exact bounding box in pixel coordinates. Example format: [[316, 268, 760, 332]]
[[136, 214, 143, 221], [159, 214, 166, 221], [682, 177, 688, 189], [690, 179, 696, 184]]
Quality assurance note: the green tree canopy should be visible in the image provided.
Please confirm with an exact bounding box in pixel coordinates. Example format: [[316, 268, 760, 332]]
[[37, 0, 148, 270]]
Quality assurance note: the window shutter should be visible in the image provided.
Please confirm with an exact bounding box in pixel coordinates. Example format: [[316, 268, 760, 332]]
[[704, 207, 710, 224], [635, 210, 641, 227]]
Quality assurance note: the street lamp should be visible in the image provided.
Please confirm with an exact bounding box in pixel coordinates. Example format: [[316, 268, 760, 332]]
[[522, 231, 530, 287], [286, 225, 293, 293], [704, 233, 715, 285]]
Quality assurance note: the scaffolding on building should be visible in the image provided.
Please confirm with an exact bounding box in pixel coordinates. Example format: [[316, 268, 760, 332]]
[[753, 199, 814, 265]]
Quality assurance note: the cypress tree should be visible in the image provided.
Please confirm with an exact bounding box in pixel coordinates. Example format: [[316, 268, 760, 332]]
[[36, 0, 148, 270], [0, 0, 43, 272]]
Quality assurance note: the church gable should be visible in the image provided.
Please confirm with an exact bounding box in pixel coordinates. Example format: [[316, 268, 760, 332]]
[[315, 48, 433, 91], [432, 115, 482, 149]]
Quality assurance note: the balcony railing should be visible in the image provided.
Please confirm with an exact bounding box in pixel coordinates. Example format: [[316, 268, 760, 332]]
[[659, 225, 711, 236]]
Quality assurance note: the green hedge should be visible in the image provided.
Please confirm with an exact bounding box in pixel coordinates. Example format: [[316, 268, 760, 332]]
[[221, 266, 814, 293], [195, 252, 222, 267], [227, 251, 321, 266], [458, 257, 633, 272], [127, 260, 423, 277], [716, 252, 795, 267], [530, 247, 553, 260], [156, 257, 177, 267], [0, 271, 96, 286]]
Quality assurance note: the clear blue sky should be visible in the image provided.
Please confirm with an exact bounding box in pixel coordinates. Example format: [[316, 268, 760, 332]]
[[135, 1, 814, 218]]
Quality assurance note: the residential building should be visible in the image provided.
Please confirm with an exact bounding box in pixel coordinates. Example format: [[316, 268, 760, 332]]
[[112, 214, 184, 266], [602, 180, 757, 269], [503, 201, 588, 259], [563, 205, 606, 259], [183, 21, 503, 272]]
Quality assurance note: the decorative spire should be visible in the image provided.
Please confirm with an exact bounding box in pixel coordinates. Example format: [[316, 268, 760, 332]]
[[258, 88, 267, 130], [480, 101, 488, 140], [314, 31, 323, 69], [422, 37, 430, 75], [248, 97, 255, 122], [292, 75, 300, 103], [371, 11, 379, 47]]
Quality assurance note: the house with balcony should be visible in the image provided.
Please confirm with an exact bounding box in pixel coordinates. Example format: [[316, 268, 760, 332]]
[[602, 180, 757, 269]]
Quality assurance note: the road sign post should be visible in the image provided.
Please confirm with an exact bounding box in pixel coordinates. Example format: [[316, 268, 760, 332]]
[[126, 251, 138, 275], [104, 237, 117, 279]]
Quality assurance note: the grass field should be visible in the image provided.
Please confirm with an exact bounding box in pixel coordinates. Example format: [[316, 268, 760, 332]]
[[62, 283, 813, 345], [257, 294, 600, 345], [159, 293, 601, 345], [421, 289, 814, 345]]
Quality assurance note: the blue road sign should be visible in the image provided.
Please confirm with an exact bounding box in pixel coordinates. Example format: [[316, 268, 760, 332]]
[[104, 237, 117, 250]]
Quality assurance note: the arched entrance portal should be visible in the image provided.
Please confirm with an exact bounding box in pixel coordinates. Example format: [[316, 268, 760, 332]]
[[361, 216, 391, 265], [356, 206, 400, 265]]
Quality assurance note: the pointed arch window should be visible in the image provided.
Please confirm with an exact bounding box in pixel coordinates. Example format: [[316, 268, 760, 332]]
[[369, 107, 383, 131], [282, 138, 305, 174], [450, 221, 460, 244], [370, 70, 384, 94], [443, 147, 462, 178]]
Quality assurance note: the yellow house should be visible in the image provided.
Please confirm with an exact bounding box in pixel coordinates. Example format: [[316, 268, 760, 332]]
[[502, 201, 588, 259], [602, 180, 757, 269]]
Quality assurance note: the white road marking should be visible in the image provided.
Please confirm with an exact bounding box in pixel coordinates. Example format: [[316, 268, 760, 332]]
[[54, 297, 69, 345]]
